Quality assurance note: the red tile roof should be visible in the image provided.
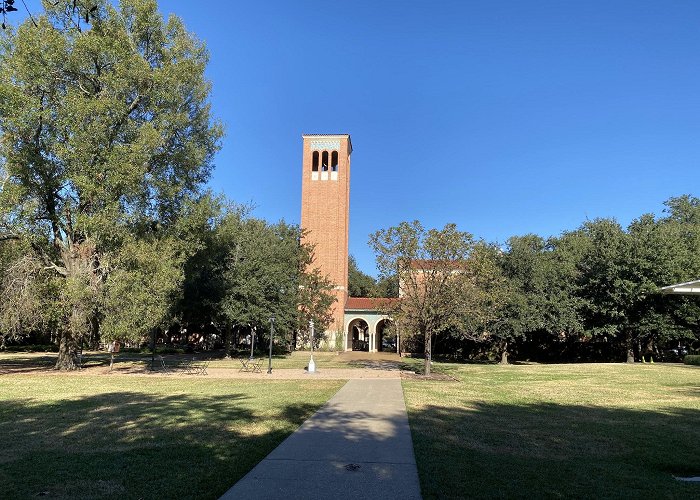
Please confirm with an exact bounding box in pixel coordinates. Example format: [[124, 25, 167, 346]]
[[345, 297, 400, 311]]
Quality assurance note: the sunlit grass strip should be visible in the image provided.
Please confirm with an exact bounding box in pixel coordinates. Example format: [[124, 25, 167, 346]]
[[0, 375, 343, 499], [403, 363, 700, 499]]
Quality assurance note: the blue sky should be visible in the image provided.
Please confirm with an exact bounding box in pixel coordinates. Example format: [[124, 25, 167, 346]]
[[19, 1, 700, 275]]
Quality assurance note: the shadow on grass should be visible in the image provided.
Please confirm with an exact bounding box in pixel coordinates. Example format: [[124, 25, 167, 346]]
[[0, 390, 321, 499], [0, 355, 56, 373], [408, 400, 700, 499]]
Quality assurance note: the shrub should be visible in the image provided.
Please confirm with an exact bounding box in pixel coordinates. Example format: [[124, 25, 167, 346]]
[[334, 329, 345, 352], [2, 344, 58, 353], [683, 355, 700, 366]]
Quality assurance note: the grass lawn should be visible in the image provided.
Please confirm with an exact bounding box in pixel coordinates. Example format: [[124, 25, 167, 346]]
[[403, 363, 700, 499], [0, 374, 343, 499], [207, 350, 352, 369], [0, 349, 429, 374]]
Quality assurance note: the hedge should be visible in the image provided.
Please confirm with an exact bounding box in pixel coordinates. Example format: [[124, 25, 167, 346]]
[[684, 355, 700, 366]]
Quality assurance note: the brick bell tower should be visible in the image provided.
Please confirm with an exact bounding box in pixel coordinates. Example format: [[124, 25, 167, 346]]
[[300, 134, 352, 335]]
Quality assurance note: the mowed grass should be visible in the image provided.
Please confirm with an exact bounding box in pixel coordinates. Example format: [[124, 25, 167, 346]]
[[403, 363, 700, 499], [207, 350, 352, 369], [0, 374, 343, 499]]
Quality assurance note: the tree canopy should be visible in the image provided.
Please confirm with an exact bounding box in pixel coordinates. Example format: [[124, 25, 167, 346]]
[[370, 221, 505, 375], [0, 0, 222, 368]]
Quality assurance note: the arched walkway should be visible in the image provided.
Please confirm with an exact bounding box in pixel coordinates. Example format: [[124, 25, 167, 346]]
[[376, 319, 395, 352], [347, 318, 370, 351]]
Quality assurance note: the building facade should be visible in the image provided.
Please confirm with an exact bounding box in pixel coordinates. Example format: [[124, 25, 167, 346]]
[[300, 134, 394, 351]]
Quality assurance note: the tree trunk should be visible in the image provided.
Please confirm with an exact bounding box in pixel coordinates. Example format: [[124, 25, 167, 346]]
[[55, 241, 97, 370], [500, 341, 509, 364], [55, 330, 79, 370], [396, 323, 400, 357], [626, 333, 635, 363], [224, 325, 232, 358], [424, 329, 431, 377]]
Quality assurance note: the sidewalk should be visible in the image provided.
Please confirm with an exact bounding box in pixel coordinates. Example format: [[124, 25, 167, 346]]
[[220, 378, 422, 500]]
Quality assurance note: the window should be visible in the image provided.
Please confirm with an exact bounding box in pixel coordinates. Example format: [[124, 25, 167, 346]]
[[312, 151, 319, 172], [322, 151, 329, 172], [331, 151, 338, 172]]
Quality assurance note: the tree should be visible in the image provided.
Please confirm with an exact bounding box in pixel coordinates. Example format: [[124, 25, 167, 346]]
[[370, 221, 476, 376], [570, 213, 700, 362], [296, 265, 335, 349], [348, 255, 377, 297], [0, 0, 222, 368], [456, 241, 510, 362], [220, 216, 335, 352], [498, 234, 583, 361]]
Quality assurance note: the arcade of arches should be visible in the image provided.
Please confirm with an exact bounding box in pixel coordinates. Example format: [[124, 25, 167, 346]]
[[343, 298, 398, 352]]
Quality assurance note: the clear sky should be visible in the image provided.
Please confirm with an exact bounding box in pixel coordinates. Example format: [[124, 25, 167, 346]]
[[18, 1, 700, 275]]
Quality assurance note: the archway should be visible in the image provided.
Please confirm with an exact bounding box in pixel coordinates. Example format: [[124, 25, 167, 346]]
[[376, 319, 395, 352], [348, 318, 370, 351]]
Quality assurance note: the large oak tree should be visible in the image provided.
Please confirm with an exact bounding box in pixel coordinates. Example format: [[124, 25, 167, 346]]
[[0, 0, 222, 368]]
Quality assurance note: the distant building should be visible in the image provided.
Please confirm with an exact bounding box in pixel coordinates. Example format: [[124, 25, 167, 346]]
[[300, 134, 394, 351], [660, 280, 700, 295]]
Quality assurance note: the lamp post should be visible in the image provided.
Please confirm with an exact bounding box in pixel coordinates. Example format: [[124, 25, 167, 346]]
[[268, 315, 275, 374], [308, 319, 316, 373], [249, 326, 255, 360]]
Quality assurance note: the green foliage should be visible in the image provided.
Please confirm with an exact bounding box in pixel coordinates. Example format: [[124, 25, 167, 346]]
[[101, 236, 184, 343], [684, 355, 700, 366], [348, 255, 377, 297], [216, 213, 335, 349], [347, 254, 399, 298], [0, 0, 222, 368], [370, 221, 506, 374]]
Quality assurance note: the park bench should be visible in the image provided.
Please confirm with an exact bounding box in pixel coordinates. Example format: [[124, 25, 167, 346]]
[[238, 357, 263, 373], [158, 356, 209, 375], [157, 355, 189, 374], [187, 358, 209, 376]]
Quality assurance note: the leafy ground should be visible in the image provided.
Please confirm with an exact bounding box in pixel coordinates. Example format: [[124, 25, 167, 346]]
[[402, 363, 700, 499], [0, 375, 343, 499]]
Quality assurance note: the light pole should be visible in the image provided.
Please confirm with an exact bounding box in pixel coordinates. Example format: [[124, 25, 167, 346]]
[[249, 326, 255, 360], [268, 315, 275, 374], [308, 319, 316, 373]]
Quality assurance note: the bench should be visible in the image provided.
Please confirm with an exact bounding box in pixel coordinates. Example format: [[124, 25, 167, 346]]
[[187, 359, 209, 376], [238, 357, 263, 373], [157, 356, 206, 375]]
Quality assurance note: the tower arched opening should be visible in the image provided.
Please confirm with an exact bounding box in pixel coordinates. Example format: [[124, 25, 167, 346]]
[[322, 151, 329, 172], [331, 151, 338, 172]]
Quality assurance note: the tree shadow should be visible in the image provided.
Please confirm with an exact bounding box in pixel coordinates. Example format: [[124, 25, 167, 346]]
[[407, 400, 700, 499], [0, 354, 56, 373], [0, 390, 322, 499]]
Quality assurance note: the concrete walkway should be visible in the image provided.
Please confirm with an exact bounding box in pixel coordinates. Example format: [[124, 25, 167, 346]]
[[220, 378, 422, 500]]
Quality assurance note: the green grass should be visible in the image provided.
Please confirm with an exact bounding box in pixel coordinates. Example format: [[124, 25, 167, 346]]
[[0, 349, 428, 372], [402, 363, 700, 499], [0, 374, 343, 499], [208, 350, 351, 369]]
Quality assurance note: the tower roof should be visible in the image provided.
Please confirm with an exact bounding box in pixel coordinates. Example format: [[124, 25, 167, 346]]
[[302, 134, 352, 154]]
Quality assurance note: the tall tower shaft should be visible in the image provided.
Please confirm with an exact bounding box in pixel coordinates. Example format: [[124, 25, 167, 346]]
[[300, 134, 352, 332]]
